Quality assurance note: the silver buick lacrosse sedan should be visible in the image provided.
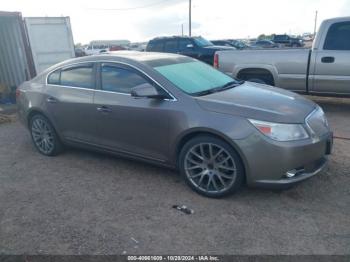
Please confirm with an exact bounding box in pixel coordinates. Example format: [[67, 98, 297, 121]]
[[17, 52, 333, 197]]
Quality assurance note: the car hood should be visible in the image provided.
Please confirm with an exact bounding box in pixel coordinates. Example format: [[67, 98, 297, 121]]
[[195, 82, 317, 123], [203, 45, 236, 50]]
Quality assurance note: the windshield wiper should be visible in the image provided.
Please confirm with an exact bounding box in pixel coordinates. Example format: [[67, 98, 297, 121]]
[[193, 80, 244, 96]]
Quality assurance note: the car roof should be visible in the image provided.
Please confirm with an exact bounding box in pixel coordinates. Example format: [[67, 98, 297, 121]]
[[89, 51, 185, 62], [149, 36, 203, 41], [40, 51, 192, 75]]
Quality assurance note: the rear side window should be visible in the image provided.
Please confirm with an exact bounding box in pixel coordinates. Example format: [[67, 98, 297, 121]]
[[147, 41, 164, 51], [101, 65, 148, 94], [324, 22, 350, 50], [164, 40, 178, 52], [60, 65, 94, 89], [47, 70, 60, 85]]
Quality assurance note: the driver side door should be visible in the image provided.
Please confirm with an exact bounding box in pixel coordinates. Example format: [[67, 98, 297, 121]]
[[178, 39, 199, 59]]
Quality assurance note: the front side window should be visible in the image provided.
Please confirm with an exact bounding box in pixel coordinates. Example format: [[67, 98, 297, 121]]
[[178, 39, 193, 50], [193, 37, 213, 47], [60, 65, 94, 89], [324, 22, 350, 50], [101, 65, 148, 94], [154, 61, 236, 95]]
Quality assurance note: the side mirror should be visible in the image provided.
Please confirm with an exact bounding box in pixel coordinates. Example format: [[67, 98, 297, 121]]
[[131, 83, 166, 99], [186, 44, 194, 48]]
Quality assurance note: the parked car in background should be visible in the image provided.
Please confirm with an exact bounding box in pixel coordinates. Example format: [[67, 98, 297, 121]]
[[272, 34, 304, 47], [128, 42, 147, 51], [109, 45, 127, 51], [214, 17, 350, 96], [211, 39, 250, 50], [84, 45, 109, 55], [85, 40, 130, 55], [302, 33, 314, 41], [74, 48, 86, 57], [227, 39, 251, 49], [17, 52, 332, 198], [146, 36, 235, 64], [211, 40, 237, 49], [251, 40, 278, 48]]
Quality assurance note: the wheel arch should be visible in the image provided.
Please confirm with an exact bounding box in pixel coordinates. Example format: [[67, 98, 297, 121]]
[[174, 128, 249, 181], [237, 67, 275, 86], [26, 108, 61, 141], [27, 108, 49, 128]]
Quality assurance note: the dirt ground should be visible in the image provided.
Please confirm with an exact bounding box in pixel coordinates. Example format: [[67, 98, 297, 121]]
[[0, 97, 349, 255]]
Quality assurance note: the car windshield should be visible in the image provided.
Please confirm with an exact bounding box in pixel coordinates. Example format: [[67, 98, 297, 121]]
[[193, 37, 214, 47], [154, 61, 239, 95]]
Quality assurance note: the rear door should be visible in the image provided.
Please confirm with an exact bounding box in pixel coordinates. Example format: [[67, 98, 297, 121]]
[[93, 62, 173, 161], [310, 21, 350, 94], [163, 39, 178, 54], [146, 41, 164, 52], [45, 63, 98, 142]]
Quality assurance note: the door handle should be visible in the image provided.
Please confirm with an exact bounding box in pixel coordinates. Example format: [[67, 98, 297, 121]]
[[96, 105, 112, 113], [321, 56, 335, 63], [46, 97, 58, 103]]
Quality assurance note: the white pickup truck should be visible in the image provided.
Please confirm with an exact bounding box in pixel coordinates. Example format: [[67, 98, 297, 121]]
[[214, 17, 350, 96]]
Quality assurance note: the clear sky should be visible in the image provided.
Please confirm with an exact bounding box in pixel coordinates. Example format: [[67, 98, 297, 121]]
[[2, 0, 350, 44]]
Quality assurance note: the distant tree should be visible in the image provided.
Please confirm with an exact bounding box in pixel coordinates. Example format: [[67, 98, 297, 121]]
[[257, 34, 266, 40], [258, 34, 275, 40]]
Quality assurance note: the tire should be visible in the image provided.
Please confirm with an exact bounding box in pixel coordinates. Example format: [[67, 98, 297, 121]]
[[179, 135, 245, 198], [29, 114, 63, 156], [247, 78, 267, 84]]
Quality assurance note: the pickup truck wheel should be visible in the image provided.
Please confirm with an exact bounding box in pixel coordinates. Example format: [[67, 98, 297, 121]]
[[247, 78, 267, 84], [237, 69, 275, 86]]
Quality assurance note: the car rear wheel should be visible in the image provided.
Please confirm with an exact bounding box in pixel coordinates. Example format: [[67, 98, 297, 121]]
[[179, 136, 244, 198], [30, 114, 63, 156]]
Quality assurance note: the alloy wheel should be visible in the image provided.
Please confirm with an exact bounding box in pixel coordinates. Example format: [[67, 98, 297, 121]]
[[31, 118, 55, 154], [184, 143, 237, 193]]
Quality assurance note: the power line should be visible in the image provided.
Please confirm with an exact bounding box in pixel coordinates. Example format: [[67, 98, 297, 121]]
[[88, 0, 176, 11]]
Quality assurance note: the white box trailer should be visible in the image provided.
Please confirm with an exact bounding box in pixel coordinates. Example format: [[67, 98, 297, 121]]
[[0, 12, 75, 101], [24, 17, 75, 74]]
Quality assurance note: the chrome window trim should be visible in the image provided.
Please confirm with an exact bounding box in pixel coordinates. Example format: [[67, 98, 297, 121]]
[[45, 60, 178, 101]]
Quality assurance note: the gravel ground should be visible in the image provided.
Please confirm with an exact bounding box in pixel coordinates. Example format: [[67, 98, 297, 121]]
[[0, 97, 349, 255]]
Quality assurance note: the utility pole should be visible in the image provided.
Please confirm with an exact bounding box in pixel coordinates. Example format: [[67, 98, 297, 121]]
[[181, 24, 184, 36], [189, 0, 192, 37], [313, 10, 318, 38]]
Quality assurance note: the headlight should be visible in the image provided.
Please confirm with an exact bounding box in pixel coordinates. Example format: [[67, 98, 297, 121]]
[[248, 119, 309, 141]]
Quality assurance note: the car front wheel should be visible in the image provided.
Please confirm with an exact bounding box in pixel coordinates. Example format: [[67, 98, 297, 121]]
[[30, 114, 63, 156], [179, 136, 245, 198]]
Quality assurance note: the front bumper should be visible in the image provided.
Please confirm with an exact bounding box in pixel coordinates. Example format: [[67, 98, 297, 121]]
[[235, 131, 333, 189], [253, 156, 328, 189]]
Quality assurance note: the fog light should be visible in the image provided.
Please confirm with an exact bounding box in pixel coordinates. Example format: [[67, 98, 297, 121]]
[[286, 169, 297, 178]]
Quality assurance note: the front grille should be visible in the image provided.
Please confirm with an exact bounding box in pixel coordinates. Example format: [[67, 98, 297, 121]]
[[306, 107, 329, 137]]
